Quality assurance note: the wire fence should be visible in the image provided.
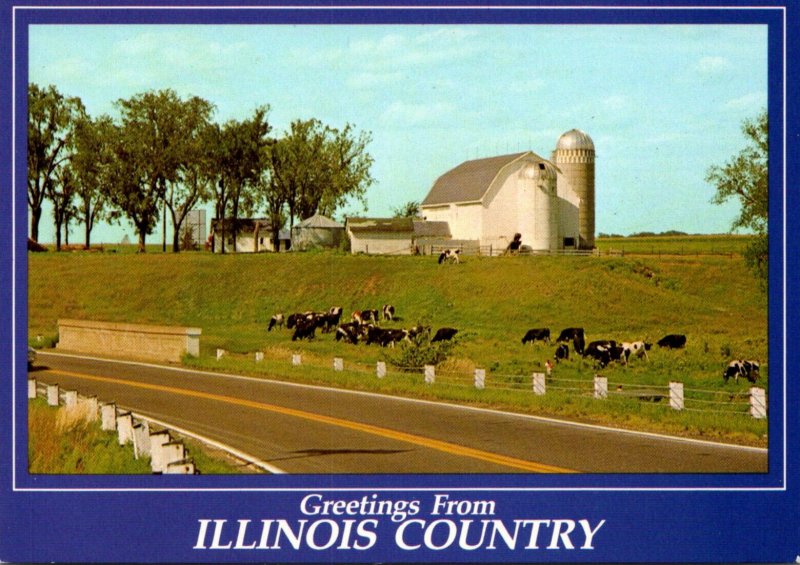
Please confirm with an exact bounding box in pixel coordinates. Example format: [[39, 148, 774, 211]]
[[227, 350, 767, 420]]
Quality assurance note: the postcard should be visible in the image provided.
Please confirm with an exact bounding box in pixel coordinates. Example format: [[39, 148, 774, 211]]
[[4, 0, 797, 563]]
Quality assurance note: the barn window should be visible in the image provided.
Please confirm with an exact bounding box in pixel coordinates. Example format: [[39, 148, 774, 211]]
[[260, 237, 264, 245], [563, 237, 575, 248], [538, 163, 545, 170]]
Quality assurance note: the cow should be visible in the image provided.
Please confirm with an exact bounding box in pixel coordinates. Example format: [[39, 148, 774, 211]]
[[335, 323, 361, 345], [723, 360, 760, 383], [554, 343, 570, 363], [286, 312, 313, 329], [621, 341, 651, 363], [378, 328, 409, 348], [382, 304, 396, 321], [407, 325, 431, 341], [318, 309, 342, 333], [267, 313, 284, 332], [522, 328, 550, 345], [431, 327, 459, 343], [557, 327, 585, 343], [353, 309, 380, 324], [657, 334, 687, 349], [438, 248, 461, 264], [291, 318, 317, 341], [584, 340, 624, 368]]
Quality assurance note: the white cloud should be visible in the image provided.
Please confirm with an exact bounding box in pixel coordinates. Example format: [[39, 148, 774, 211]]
[[693, 56, 733, 75], [724, 91, 767, 111]]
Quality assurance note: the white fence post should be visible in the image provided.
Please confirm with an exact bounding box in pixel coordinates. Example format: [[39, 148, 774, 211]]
[[100, 403, 117, 431], [532, 372, 546, 395], [750, 387, 767, 419], [333, 357, 344, 372], [63, 390, 78, 410], [117, 412, 134, 446], [27, 379, 36, 400], [594, 375, 608, 400], [424, 365, 435, 385], [132, 420, 151, 459], [149, 430, 172, 473], [292, 354, 301, 366], [255, 351, 264, 363], [669, 382, 685, 411], [474, 368, 486, 390], [47, 384, 60, 406], [165, 460, 196, 474], [162, 441, 186, 470], [376, 361, 386, 379], [216, 349, 226, 361]]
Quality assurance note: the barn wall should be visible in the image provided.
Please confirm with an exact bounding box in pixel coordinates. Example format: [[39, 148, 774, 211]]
[[556, 173, 581, 248], [482, 174, 520, 250], [349, 234, 414, 255]]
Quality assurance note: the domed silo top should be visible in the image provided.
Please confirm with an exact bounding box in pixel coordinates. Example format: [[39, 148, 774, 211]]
[[555, 129, 595, 151], [522, 160, 558, 181]]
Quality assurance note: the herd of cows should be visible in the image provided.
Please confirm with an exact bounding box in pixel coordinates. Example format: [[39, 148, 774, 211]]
[[267, 307, 761, 385], [268, 305, 458, 349], [522, 327, 761, 384]]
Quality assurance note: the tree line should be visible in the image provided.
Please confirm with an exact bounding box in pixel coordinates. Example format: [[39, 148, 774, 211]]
[[28, 84, 375, 252]]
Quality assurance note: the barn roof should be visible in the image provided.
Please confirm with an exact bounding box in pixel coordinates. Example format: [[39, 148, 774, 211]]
[[413, 220, 451, 238], [294, 213, 344, 229], [346, 217, 414, 234], [421, 151, 551, 207]]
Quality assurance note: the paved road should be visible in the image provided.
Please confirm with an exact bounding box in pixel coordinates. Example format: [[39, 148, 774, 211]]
[[30, 352, 767, 474]]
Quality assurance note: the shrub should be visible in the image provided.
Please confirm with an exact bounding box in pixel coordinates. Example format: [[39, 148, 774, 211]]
[[384, 333, 457, 371]]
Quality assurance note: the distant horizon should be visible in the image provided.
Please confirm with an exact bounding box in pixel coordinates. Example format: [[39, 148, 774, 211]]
[[28, 22, 767, 245]]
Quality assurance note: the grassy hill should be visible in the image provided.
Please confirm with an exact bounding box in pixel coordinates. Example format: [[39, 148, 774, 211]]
[[27, 243, 769, 445]]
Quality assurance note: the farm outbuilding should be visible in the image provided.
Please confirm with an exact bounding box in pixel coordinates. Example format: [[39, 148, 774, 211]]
[[420, 128, 596, 252], [291, 213, 345, 251], [209, 218, 290, 253], [345, 217, 457, 255]]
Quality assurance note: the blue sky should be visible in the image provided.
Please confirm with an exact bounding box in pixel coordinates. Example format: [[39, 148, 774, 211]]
[[28, 23, 767, 244]]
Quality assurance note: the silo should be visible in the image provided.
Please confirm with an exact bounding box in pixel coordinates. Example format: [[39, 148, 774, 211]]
[[552, 129, 595, 249], [520, 160, 557, 252]]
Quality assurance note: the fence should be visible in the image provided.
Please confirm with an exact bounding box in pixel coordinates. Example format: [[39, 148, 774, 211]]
[[29, 379, 198, 473], [255, 352, 767, 420]]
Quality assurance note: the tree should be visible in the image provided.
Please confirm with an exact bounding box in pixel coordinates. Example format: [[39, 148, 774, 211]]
[[706, 110, 768, 288], [46, 164, 78, 251], [27, 83, 83, 242], [269, 119, 374, 227], [162, 95, 215, 252], [392, 200, 421, 218], [206, 107, 271, 253], [110, 89, 195, 252], [71, 114, 115, 249]]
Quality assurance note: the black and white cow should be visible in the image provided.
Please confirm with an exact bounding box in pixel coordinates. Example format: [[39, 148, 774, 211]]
[[267, 313, 284, 332], [621, 341, 651, 363], [407, 325, 431, 341], [431, 327, 459, 343], [723, 360, 760, 383], [382, 304, 396, 321], [657, 334, 687, 349], [335, 323, 361, 344], [557, 327, 585, 343], [353, 309, 380, 325], [522, 328, 550, 345], [438, 248, 461, 264], [554, 343, 570, 363], [291, 318, 317, 341], [584, 340, 624, 368]]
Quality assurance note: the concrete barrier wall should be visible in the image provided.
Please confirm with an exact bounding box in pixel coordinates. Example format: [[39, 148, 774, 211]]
[[57, 319, 201, 363]]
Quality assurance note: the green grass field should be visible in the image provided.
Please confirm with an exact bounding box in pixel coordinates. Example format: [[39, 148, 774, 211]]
[[27, 235, 769, 445]]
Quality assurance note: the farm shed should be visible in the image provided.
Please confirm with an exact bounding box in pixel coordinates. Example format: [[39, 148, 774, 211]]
[[209, 218, 290, 253], [291, 213, 345, 251], [346, 217, 457, 255]]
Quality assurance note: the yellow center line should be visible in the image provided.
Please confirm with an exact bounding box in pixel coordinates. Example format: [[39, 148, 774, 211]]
[[45, 369, 576, 474]]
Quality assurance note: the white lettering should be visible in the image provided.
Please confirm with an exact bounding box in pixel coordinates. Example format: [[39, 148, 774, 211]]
[[579, 519, 606, 549], [548, 520, 576, 549], [395, 519, 425, 550]]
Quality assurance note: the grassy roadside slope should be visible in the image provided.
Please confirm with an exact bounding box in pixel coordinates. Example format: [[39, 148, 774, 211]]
[[28, 243, 769, 444]]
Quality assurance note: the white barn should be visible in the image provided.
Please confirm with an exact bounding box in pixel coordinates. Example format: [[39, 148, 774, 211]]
[[420, 129, 596, 252]]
